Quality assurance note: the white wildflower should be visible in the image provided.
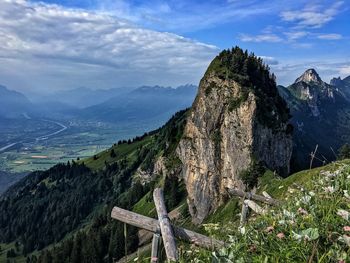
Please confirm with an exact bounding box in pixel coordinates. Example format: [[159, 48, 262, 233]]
[[337, 209, 350, 221], [288, 187, 295, 194], [297, 207, 309, 216], [344, 235, 350, 247], [321, 171, 334, 178], [278, 220, 286, 225], [292, 231, 302, 241], [278, 185, 284, 189], [308, 191, 316, 197], [239, 226, 246, 235], [283, 209, 295, 219], [339, 235, 350, 247], [323, 186, 335, 193], [300, 195, 311, 204]]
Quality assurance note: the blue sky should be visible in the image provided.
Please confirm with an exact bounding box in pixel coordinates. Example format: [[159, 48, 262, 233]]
[[0, 0, 349, 93]]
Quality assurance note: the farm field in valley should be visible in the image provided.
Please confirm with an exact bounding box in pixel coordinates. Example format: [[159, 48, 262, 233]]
[[0, 118, 160, 174]]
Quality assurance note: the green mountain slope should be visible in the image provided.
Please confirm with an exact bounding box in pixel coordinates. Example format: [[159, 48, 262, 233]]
[[179, 159, 350, 262], [0, 109, 188, 263]]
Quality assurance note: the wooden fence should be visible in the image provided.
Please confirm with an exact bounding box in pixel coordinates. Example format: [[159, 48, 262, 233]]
[[111, 187, 279, 262]]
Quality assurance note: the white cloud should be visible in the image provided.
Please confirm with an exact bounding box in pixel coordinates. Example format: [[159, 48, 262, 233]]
[[259, 56, 279, 65], [93, 0, 284, 33], [284, 31, 309, 41], [280, 1, 343, 28], [0, 0, 218, 93], [339, 66, 350, 76], [317, 33, 343, 40], [239, 33, 283, 43]]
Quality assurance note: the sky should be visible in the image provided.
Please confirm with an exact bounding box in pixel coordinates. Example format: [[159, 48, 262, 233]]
[[0, 0, 349, 94]]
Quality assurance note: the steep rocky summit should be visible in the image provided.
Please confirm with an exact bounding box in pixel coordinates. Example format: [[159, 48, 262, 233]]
[[331, 75, 350, 101], [287, 69, 335, 117], [177, 47, 293, 223]]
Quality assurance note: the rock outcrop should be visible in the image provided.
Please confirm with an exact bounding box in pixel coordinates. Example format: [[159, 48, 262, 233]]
[[330, 75, 350, 101], [288, 69, 335, 117], [177, 47, 293, 223]]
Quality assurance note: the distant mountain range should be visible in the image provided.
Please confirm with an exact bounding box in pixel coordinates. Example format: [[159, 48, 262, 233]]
[[0, 84, 198, 124], [278, 69, 350, 171], [79, 84, 197, 124], [48, 87, 135, 108], [0, 85, 33, 118]]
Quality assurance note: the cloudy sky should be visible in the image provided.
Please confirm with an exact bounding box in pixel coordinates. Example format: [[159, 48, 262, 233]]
[[0, 0, 349, 94]]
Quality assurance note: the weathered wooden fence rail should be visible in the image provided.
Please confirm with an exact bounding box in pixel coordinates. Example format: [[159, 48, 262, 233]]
[[111, 187, 279, 261], [111, 206, 225, 250], [227, 188, 280, 206], [227, 188, 279, 226]]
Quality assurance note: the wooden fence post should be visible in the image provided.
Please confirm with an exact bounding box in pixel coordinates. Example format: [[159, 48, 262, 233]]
[[240, 201, 249, 225], [151, 233, 161, 263], [153, 188, 178, 262], [244, 200, 267, 215]]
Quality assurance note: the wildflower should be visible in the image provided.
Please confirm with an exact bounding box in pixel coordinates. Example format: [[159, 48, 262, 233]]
[[288, 187, 295, 194], [308, 191, 316, 196], [265, 226, 274, 233], [343, 190, 350, 200], [248, 244, 257, 253], [203, 223, 220, 232], [297, 207, 308, 216], [239, 226, 246, 235], [292, 231, 302, 241], [300, 195, 311, 204], [276, 232, 285, 239], [283, 209, 295, 219], [343, 226, 350, 232], [324, 186, 335, 193], [343, 235, 350, 247], [337, 209, 350, 221], [278, 220, 286, 225]]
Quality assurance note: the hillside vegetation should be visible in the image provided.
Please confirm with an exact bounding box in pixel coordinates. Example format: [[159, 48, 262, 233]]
[[0, 110, 188, 263], [179, 160, 350, 262]]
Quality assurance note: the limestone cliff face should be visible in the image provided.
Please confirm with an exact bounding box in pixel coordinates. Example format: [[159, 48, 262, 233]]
[[177, 48, 293, 223]]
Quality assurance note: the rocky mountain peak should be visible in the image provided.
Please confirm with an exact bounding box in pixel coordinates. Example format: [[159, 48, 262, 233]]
[[177, 47, 293, 223], [295, 69, 322, 84], [330, 76, 343, 86]]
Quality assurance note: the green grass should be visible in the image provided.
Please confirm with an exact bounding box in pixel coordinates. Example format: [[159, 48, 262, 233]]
[[0, 242, 40, 263], [83, 136, 154, 170], [180, 160, 350, 262], [132, 192, 156, 218]]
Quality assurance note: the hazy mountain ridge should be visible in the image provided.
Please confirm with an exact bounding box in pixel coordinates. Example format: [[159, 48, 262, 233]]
[[79, 84, 197, 124], [0, 85, 33, 118]]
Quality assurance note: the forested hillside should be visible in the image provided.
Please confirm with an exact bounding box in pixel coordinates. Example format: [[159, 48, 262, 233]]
[[0, 110, 188, 262]]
